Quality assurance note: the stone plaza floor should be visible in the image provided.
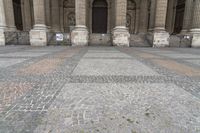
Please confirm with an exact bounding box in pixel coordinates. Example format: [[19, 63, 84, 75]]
[[0, 46, 200, 133]]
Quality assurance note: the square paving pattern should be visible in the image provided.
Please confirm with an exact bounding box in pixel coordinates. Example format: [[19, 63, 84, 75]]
[[0, 46, 200, 133]]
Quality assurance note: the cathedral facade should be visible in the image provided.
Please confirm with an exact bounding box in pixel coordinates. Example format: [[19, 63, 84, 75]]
[[0, 0, 199, 47]]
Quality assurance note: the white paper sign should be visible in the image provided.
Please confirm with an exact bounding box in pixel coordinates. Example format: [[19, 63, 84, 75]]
[[56, 34, 63, 41]]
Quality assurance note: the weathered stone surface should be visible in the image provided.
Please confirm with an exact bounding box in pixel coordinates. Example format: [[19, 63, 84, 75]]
[[112, 26, 130, 47], [153, 32, 170, 47], [89, 34, 111, 46], [0, 31, 5, 46], [191, 33, 200, 48], [30, 29, 47, 46], [71, 26, 88, 46], [5, 32, 30, 45]]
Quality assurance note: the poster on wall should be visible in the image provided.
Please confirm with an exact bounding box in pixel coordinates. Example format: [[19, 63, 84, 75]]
[[56, 34, 64, 41]]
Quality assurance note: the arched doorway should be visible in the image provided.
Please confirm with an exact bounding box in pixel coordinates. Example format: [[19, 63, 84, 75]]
[[92, 0, 108, 33]]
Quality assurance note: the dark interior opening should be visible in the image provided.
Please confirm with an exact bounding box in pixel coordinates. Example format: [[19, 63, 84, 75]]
[[92, 0, 108, 33], [13, 0, 23, 31], [174, 0, 185, 34]]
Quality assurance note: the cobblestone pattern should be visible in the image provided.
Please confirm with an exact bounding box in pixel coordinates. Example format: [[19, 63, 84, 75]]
[[0, 46, 199, 133], [118, 47, 200, 97]]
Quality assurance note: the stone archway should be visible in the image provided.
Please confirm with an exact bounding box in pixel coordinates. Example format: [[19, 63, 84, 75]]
[[92, 0, 108, 33]]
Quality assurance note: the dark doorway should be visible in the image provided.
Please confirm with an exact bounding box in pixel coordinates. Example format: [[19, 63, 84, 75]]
[[92, 0, 108, 33], [174, 0, 185, 34], [13, 0, 23, 30]]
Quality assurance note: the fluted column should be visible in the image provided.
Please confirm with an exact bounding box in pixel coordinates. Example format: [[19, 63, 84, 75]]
[[45, 0, 51, 30], [30, 0, 47, 46], [4, 0, 16, 31], [139, 0, 149, 33], [153, 0, 169, 47], [51, 0, 60, 31], [154, 0, 168, 31], [112, 0, 130, 46], [0, 0, 6, 45], [115, 0, 126, 26], [71, 0, 89, 46], [22, 0, 32, 31], [148, 0, 156, 32], [181, 0, 193, 33], [165, 0, 175, 33], [190, 0, 200, 47]]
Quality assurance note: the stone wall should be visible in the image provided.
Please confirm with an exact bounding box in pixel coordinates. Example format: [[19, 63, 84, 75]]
[[5, 32, 30, 45], [89, 34, 112, 46], [130, 34, 151, 47], [169, 35, 192, 47], [47, 32, 71, 46]]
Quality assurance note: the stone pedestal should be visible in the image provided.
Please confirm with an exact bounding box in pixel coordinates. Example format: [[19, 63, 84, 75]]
[[30, 24, 47, 46], [191, 29, 200, 47], [153, 31, 169, 47], [71, 25, 88, 46], [112, 26, 130, 47], [0, 30, 5, 46]]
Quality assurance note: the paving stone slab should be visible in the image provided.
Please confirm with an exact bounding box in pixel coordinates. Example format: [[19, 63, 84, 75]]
[[0, 52, 49, 58], [34, 83, 200, 133], [72, 59, 159, 76], [0, 58, 27, 68], [84, 52, 132, 58]]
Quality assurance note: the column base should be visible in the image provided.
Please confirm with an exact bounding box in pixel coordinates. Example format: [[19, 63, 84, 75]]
[[180, 29, 189, 34], [29, 25, 47, 46], [112, 26, 130, 47], [0, 30, 5, 46], [6, 26, 16, 31], [71, 25, 89, 46], [190, 28, 200, 48], [153, 31, 170, 47]]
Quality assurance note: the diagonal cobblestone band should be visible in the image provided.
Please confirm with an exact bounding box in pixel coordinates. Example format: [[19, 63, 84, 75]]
[[0, 46, 199, 133]]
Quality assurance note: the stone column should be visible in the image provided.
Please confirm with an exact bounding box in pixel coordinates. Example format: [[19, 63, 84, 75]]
[[71, 0, 89, 46], [190, 0, 200, 47], [29, 0, 47, 46], [51, 0, 60, 31], [22, 0, 33, 31], [153, 0, 170, 47], [181, 0, 193, 33], [148, 0, 156, 32], [139, 0, 149, 33], [112, 0, 130, 46], [165, 0, 175, 33], [0, 0, 6, 45], [4, 0, 16, 31], [45, 0, 51, 30]]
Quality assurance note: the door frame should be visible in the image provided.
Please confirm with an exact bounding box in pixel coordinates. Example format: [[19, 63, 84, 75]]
[[92, 1, 108, 33], [89, 0, 110, 34]]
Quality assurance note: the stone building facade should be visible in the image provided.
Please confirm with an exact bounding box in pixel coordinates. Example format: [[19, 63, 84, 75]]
[[0, 0, 200, 47]]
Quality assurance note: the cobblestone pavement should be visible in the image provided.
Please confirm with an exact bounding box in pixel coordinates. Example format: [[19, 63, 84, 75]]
[[0, 46, 200, 133]]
